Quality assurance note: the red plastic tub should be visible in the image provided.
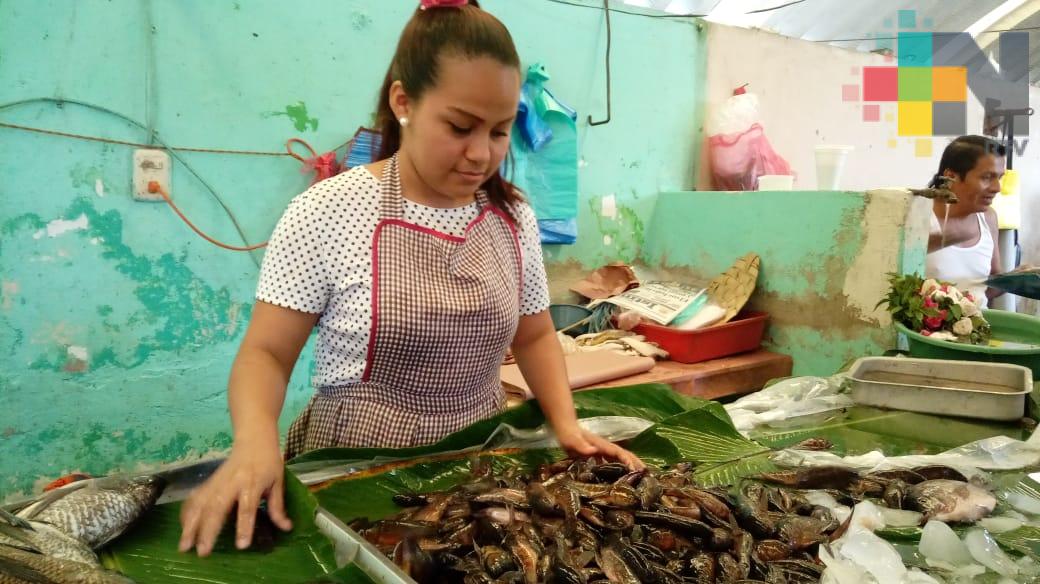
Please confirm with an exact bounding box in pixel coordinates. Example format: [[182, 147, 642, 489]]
[[632, 311, 769, 364]]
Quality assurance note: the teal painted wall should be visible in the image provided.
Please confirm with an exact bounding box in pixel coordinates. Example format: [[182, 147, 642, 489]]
[[0, 1, 707, 499], [641, 190, 927, 376]]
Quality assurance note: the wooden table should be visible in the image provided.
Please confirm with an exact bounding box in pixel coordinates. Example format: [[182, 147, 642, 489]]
[[583, 349, 793, 400]]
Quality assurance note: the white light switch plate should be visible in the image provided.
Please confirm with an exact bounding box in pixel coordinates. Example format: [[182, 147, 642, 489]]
[[132, 149, 171, 202]]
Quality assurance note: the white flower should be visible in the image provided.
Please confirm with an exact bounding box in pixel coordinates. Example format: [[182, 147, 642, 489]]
[[953, 317, 974, 336], [921, 279, 941, 296], [959, 297, 980, 318], [930, 331, 958, 341], [932, 290, 949, 302], [947, 286, 964, 302]]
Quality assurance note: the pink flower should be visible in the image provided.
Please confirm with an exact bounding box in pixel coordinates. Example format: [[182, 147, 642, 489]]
[[420, 0, 468, 9], [941, 285, 950, 293], [965, 292, 976, 302], [921, 330, 932, 336], [927, 307, 952, 330], [923, 296, 937, 308]]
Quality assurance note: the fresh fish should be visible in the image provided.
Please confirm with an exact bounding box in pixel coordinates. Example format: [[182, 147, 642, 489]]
[[0, 519, 98, 565], [16, 475, 164, 550], [0, 544, 135, 583], [755, 467, 860, 490], [907, 479, 996, 522], [392, 537, 437, 584]]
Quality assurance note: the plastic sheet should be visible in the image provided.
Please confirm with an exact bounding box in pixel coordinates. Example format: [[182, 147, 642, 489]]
[[724, 374, 854, 434]]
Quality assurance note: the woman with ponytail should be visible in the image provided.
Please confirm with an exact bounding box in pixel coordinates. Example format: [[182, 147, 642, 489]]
[[178, 0, 641, 556]]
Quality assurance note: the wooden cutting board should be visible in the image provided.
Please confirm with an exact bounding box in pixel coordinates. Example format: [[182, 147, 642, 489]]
[[500, 350, 656, 400]]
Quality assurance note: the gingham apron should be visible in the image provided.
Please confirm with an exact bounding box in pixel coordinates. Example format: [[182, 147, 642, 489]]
[[284, 154, 522, 459]]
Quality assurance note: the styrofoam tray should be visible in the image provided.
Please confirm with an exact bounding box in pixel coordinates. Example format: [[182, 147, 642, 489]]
[[848, 356, 1033, 421]]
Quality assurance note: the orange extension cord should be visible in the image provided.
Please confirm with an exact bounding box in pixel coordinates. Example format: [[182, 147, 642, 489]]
[[148, 181, 267, 251]]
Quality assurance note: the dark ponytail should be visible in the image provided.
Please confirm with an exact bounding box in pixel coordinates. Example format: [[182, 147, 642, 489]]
[[376, 1, 522, 214], [929, 135, 1007, 187]]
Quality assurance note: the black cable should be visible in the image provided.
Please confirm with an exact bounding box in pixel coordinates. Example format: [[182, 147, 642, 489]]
[[0, 97, 263, 267], [588, 0, 612, 126], [815, 26, 1040, 44], [541, 0, 806, 18]]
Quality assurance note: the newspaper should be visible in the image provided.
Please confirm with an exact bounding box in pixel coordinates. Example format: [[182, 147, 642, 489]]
[[592, 282, 706, 325]]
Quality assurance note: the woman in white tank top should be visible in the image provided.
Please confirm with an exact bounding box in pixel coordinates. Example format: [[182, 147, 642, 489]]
[[925, 136, 1005, 308]]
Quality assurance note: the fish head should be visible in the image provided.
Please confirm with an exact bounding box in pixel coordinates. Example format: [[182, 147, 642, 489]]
[[95, 474, 166, 512]]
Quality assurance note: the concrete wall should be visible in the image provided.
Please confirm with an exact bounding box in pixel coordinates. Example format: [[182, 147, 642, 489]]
[[0, 0, 706, 500], [698, 22, 1038, 315], [639, 189, 931, 376]]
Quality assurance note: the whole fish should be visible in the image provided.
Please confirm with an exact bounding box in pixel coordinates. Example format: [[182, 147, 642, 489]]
[[907, 479, 996, 522], [16, 476, 164, 550], [0, 518, 97, 566], [0, 544, 135, 583]]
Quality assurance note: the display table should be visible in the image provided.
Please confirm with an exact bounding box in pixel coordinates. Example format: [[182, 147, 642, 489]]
[[584, 349, 793, 400]]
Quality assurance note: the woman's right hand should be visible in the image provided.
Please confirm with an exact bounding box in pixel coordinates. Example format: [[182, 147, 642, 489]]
[[178, 437, 293, 556]]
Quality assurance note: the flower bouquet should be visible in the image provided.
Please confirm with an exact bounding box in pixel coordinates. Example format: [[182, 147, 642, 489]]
[[877, 273, 991, 345]]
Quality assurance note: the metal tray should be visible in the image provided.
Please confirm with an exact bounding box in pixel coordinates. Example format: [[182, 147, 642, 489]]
[[848, 357, 1033, 421], [314, 509, 413, 584]]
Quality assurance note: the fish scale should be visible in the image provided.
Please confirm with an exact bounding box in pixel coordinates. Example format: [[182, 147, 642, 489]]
[[0, 520, 98, 565], [17, 477, 163, 550], [0, 545, 134, 584]]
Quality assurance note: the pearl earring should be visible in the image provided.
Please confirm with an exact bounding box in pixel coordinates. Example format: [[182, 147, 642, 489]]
[[399, 117, 409, 127]]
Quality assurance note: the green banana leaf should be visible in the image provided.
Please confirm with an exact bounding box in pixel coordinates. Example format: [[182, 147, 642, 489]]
[[290, 384, 704, 466], [100, 470, 347, 582]]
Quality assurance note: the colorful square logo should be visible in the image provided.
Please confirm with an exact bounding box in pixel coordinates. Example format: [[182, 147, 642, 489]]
[[843, 10, 1028, 157]]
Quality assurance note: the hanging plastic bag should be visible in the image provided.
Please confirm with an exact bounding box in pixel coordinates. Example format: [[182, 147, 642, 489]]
[[707, 85, 793, 191], [507, 63, 580, 244]]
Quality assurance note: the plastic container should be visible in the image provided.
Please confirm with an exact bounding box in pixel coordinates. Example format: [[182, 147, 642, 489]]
[[895, 309, 1040, 377], [848, 357, 1032, 421], [549, 303, 592, 335], [757, 174, 794, 191], [633, 311, 768, 364], [815, 145, 853, 189]]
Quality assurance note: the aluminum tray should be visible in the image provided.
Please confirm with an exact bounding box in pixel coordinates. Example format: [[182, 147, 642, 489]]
[[315, 509, 413, 584], [848, 356, 1033, 421]]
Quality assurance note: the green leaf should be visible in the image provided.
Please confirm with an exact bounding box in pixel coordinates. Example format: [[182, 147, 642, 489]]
[[995, 526, 1040, 561], [290, 385, 702, 466], [100, 471, 341, 583]]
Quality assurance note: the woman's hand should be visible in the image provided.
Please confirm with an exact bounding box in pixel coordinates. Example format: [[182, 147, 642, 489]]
[[178, 437, 292, 557], [555, 423, 645, 471]]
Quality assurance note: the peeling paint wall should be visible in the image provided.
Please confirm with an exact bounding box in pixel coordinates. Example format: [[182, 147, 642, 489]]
[[640, 190, 929, 376], [0, 0, 707, 500]]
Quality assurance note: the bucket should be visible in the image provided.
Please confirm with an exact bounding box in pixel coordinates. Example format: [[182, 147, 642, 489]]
[[757, 174, 794, 191], [895, 309, 1040, 377], [549, 304, 592, 336], [815, 145, 853, 190]]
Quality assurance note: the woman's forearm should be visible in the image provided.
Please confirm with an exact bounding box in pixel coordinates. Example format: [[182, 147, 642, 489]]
[[511, 315, 578, 432], [227, 347, 290, 446]]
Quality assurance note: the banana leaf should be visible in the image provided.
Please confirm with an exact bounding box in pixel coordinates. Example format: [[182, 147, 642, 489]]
[[312, 399, 771, 521], [100, 470, 347, 582], [290, 384, 704, 466]]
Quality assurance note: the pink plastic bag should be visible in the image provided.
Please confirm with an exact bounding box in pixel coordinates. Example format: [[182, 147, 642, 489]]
[[709, 123, 792, 191]]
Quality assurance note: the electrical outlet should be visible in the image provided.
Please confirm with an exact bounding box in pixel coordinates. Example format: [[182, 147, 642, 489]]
[[132, 149, 171, 202]]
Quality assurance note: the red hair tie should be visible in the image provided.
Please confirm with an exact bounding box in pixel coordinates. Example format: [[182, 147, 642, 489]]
[[420, 0, 468, 9]]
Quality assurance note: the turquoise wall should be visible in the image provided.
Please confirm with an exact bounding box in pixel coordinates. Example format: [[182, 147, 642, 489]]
[[0, 1, 706, 499], [642, 191, 926, 376]]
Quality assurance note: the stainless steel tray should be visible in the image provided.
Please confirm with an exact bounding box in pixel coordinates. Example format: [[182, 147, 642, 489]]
[[315, 509, 413, 584], [848, 356, 1033, 421]]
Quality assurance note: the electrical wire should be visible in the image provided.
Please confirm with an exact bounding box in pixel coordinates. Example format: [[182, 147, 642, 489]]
[[541, 0, 806, 19], [148, 181, 268, 252], [0, 97, 358, 268], [0, 96, 263, 266], [814, 25, 1040, 44]]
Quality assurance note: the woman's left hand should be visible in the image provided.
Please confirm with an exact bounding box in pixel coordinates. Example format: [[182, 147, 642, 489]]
[[555, 425, 645, 471]]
